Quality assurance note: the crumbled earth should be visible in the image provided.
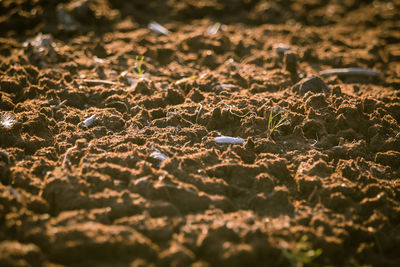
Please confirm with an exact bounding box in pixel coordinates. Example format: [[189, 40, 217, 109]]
[[1, 0, 400, 266]]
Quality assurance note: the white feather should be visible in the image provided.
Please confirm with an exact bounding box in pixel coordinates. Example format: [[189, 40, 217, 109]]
[[148, 21, 170, 35], [83, 114, 97, 127], [214, 136, 245, 144]]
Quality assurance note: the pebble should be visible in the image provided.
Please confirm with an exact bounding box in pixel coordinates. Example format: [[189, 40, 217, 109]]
[[283, 51, 298, 74], [292, 76, 329, 95]]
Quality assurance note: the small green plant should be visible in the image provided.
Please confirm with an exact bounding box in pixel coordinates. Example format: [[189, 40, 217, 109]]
[[267, 109, 288, 136], [175, 75, 198, 85], [282, 235, 323, 267], [135, 55, 145, 75]]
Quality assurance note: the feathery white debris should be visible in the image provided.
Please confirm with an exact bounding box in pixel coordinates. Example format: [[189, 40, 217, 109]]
[[135, 177, 150, 186], [215, 136, 245, 144], [0, 112, 16, 129], [62, 145, 76, 169], [319, 68, 379, 77], [150, 148, 169, 166], [148, 21, 170, 35], [213, 84, 235, 90], [52, 99, 67, 110], [9, 187, 21, 200], [26, 33, 53, 49], [81, 79, 116, 85], [206, 22, 221, 35], [83, 114, 97, 127]]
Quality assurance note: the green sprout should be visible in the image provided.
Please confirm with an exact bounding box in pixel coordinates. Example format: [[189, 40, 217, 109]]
[[282, 235, 323, 267], [135, 56, 145, 75], [267, 109, 288, 136]]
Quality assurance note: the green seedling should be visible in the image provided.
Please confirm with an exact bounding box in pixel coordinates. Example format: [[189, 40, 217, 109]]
[[282, 235, 323, 267], [267, 109, 288, 136], [135, 56, 145, 75], [175, 75, 198, 85]]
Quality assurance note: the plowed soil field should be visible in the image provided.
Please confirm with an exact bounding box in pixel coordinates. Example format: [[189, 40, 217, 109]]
[[1, 0, 400, 266]]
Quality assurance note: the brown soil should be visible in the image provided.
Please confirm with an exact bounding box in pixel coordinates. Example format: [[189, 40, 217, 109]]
[[1, 0, 400, 266]]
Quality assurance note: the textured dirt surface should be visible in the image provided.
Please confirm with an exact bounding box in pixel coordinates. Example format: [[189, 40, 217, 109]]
[[1, 0, 400, 266]]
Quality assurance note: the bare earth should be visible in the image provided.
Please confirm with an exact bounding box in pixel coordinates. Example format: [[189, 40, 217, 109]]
[[0, 0, 400, 266]]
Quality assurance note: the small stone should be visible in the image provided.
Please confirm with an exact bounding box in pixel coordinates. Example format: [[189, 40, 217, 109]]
[[331, 86, 342, 96], [201, 50, 218, 69], [283, 51, 298, 74], [292, 76, 329, 95], [93, 43, 108, 58]]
